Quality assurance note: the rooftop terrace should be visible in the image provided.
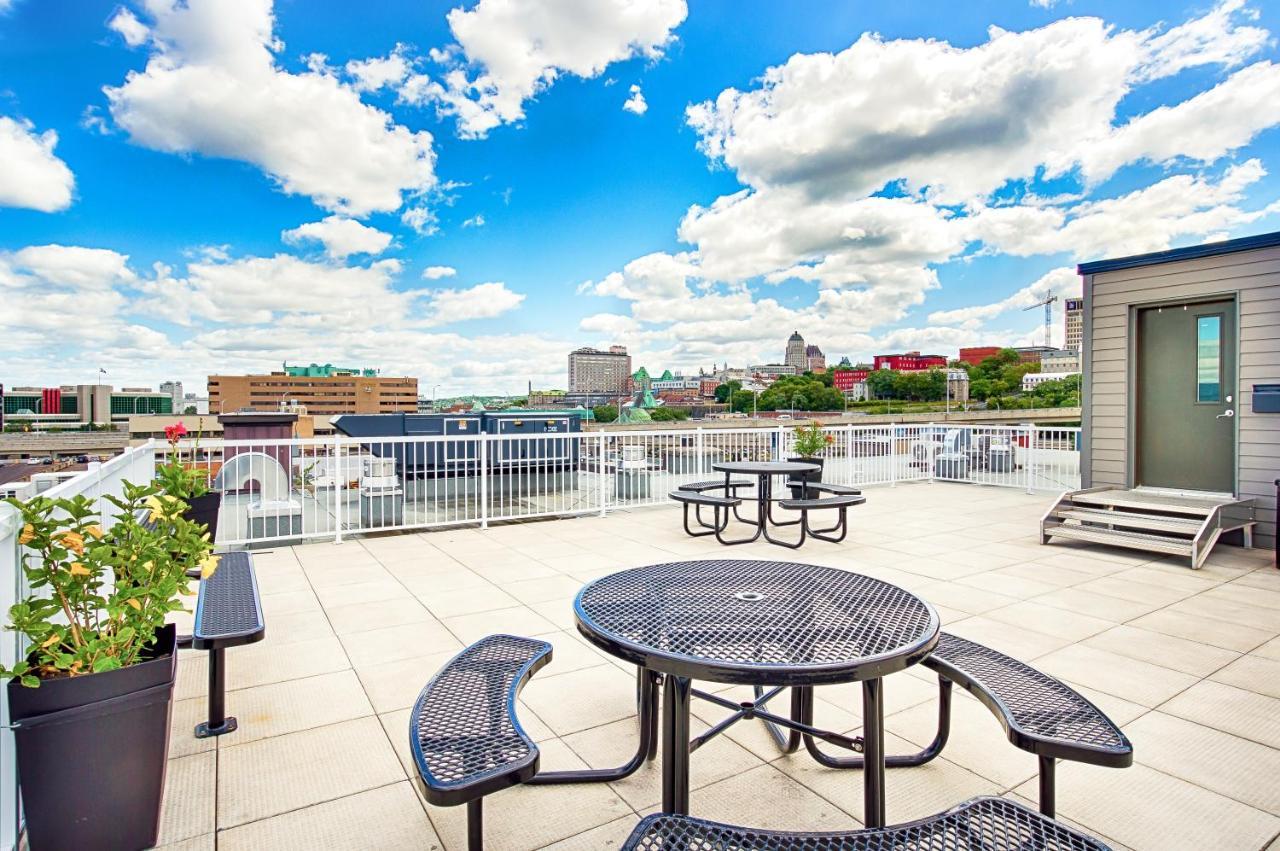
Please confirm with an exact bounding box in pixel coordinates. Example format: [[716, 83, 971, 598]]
[[157, 483, 1280, 851]]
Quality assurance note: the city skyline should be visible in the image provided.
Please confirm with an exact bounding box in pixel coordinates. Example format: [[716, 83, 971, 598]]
[[3, 0, 1280, 394]]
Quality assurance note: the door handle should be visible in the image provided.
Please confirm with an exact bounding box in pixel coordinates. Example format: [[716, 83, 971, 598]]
[[1217, 409, 1235, 419]]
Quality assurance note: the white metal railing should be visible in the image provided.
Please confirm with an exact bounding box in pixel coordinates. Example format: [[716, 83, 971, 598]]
[[0, 441, 158, 851], [173, 423, 1080, 548]]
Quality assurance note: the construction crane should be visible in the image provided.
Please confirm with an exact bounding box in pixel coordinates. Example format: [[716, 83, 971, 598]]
[[1023, 290, 1058, 348]]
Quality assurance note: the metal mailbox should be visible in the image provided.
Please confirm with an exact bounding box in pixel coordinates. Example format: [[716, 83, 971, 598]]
[[1253, 384, 1280, 413]]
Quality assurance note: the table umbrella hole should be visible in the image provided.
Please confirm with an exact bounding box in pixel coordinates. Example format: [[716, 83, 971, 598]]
[[735, 591, 765, 602]]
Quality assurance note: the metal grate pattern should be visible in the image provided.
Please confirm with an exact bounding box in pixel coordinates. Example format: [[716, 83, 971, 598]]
[[577, 561, 937, 679], [410, 635, 551, 801], [194, 551, 263, 642], [931, 633, 1129, 753], [622, 796, 1112, 850]]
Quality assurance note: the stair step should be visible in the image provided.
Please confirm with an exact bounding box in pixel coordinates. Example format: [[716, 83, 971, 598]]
[[1070, 490, 1222, 517], [1045, 524, 1193, 556], [1056, 507, 1202, 535]]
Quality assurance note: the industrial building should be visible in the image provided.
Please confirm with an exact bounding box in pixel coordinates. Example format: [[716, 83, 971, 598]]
[[208, 364, 418, 416], [567, 345, 632, 393]]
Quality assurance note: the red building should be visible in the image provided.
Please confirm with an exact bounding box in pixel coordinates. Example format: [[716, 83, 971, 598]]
[[872, 352, 947, 372], [698, 378, 719, 398], [958, 346, 1001, 366], [832, 369, 870, 392]]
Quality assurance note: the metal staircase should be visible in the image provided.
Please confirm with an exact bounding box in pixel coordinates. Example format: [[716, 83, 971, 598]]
[[1041, 487, 1257, 569]]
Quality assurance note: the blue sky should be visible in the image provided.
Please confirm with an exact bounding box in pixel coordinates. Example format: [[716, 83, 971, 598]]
[[2, 0, 1279, 395]]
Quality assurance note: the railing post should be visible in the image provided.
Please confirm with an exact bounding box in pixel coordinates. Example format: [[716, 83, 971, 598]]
[[479, 434, 489, 529], [927, 424, 936, 484], [0, 504, 20, 851], [598, 432, 608, 517], [695, 427, 705, 479], [845, 424, 854, 487], [333, 433, 344, 544], [776, 425, 785, 461], [1026, 424, 1036, 494]]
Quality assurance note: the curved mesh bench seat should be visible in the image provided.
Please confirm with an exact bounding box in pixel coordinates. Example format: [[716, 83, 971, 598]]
[[621, 795, 1112, 850], [923, 632, 1132, 817], [670, 490, 745, 541], [775, 494, 866, 545], [409, 635, 552, 850]]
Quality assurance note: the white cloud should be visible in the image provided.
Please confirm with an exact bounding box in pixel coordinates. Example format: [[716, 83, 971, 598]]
[[108, 7, 150, 47], [0, 117, 75, 212], [685, 2, 1269, 202], [928, 267, 1078, 327], [345, 46, 412, 92], [424, 281, 525, 325], [970, 159, 1272, 261], [623, 83, 647, 115], [406, 0, 686, 137], [104, 0, 436, 216], [1076, 61, 1280, 184], [461, 214, 485, 228], [282, 216, 393, 260], [421, 265, 457, 279], [0, 246, 136, 347]]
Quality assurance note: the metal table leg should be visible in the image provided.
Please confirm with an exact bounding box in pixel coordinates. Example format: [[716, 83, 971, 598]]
[[530, 668, 659, 784], [863, 677, 885, 828], [662, 675, 692, 814]]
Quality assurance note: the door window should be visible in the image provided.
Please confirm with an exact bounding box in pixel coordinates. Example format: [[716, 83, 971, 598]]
[[1196, 315, 1222, 403]]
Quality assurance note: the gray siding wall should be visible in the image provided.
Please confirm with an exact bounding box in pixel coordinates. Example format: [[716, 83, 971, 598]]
[[1084, 246, 1280, 549]]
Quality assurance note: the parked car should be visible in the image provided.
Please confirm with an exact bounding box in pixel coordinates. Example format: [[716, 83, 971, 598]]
[[76, 455, 91, 463]]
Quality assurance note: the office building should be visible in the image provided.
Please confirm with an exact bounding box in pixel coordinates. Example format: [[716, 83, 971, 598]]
[[159, 380, 183, 412], [208, 364, 417, 415], [568, 345, 632, 393], [1065, 298, 1084, 351], [2, 384, 174, 428], [805, 344, 826, 373], [1012, 346, 1057, 365], [785, 331, 808, 373], [832, 368, 871, 393]]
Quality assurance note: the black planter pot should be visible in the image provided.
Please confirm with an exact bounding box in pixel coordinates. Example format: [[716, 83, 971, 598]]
[[8, 624, 178, 851], [183, 491, 222, 543], [786, 456, 825, 498]]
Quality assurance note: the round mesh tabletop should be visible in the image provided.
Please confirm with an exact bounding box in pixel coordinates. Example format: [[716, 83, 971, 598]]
[[713, 461, 821, 475], [575, 560, 940, 686]]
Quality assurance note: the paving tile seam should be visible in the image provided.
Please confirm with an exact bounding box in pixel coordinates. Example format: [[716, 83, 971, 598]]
[[212, 778, 409, 838]]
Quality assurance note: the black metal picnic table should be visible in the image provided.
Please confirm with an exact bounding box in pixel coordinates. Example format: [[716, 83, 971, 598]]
[[567, 559, 940, 828], [711, 460, 820, 546]]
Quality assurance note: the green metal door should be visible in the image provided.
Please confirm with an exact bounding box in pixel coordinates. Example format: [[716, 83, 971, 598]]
[[1135, 299, 1236, 492]]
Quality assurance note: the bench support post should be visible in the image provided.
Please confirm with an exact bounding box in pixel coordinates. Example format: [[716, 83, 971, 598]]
[[194, 647, 238, 738], [1038, 755, 1056, 818]]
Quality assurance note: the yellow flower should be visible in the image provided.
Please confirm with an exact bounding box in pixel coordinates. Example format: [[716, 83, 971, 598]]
[[125, 598, 142, 611], [84, 524, 104, 540], [68, 562, 91, 577], [58, 531, 85, 555], [144, 496, 168, 522], [200, 554, 221, 580], [18, 524, 35, 545]]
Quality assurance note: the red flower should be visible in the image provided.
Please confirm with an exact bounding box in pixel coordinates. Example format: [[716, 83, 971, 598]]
[[164, 422, 188, 443]]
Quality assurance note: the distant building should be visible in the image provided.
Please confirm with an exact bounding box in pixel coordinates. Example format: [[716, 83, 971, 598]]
[[1022, 371, 1080, 391], [1012, 346, 1057, 365], [749, 363, 798, 379], [568, 345, 632, 393], [958, 346, 1002, 366], [1065, 298, 1084, 352], [526, 390, 567, 408], [208, 367, 417, 415], [946, 369, 970, 403], [159, 380, 183, 411], [785, 331, 808, 373], [1040, 349, 1081, 373], [805, 344, 826, 373], [3, 384, 173, 428], [182, 392, 209, 415], [835, 356, 853, 368], [832, 369, 870, 393], [873, 352, 947, 371]]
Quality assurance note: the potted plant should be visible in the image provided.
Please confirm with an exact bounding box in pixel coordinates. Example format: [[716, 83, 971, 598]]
[[2, 483, 218, 850], [787, 420, 835, 497], [156, 421, 221, 544]]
